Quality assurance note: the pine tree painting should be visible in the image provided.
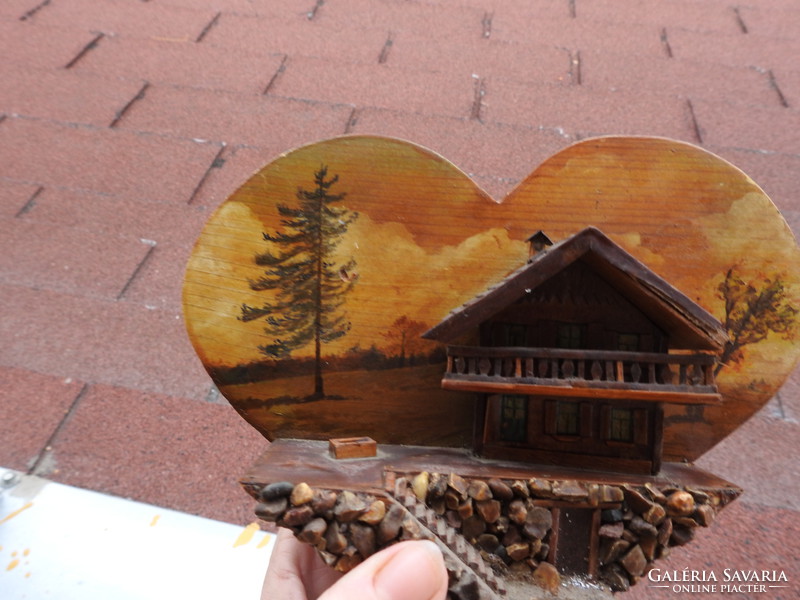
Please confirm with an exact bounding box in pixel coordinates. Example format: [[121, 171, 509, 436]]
[[240, 166, 358, 399]]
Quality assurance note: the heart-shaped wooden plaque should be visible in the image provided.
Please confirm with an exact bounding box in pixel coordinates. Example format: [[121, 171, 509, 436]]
[[183, 135, 800, 464]]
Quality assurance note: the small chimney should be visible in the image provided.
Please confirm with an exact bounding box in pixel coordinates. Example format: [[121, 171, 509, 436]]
[[526, 230, 553, 261]]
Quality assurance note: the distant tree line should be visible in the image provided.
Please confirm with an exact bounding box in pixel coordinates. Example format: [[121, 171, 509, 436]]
[[209, 344, 447, 386]]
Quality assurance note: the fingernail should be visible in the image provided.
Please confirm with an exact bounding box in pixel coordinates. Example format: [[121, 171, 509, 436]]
[[374, 541, 445, 600]]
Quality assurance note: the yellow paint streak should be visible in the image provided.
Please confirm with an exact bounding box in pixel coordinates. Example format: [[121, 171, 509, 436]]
[[6, 558, 19, 571], [150, 515, 160, 527], [0, 502, 33, 525], [233, 522, 260, 548], [25, 572, 31, 578], [23, 549, 30, 557], [257, 534, 272, 549]]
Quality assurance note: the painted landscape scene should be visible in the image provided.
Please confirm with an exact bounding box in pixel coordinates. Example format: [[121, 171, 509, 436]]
[[183, 136, 800, 462]]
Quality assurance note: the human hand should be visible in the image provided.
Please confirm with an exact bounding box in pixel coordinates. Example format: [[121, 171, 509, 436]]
[[262, 527, 448, 600]]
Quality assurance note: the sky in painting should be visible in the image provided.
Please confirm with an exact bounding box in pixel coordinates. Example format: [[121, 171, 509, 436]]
[[183, 135, 800, 458]]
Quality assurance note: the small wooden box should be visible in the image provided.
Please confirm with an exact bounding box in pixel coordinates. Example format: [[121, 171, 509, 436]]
[[329, 437, 377, 459]]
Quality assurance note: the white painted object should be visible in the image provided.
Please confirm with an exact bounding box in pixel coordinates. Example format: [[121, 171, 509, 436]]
[[0, 467, 273, 600]]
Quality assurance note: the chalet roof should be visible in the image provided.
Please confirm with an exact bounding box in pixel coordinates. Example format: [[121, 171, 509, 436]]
[[423, 227, 728, 351]]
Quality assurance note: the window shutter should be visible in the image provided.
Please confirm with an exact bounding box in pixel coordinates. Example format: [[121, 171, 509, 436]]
[[634, 409, 649, 445]]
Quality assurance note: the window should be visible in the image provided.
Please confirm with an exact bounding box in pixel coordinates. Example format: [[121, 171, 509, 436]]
[[556, 401, 580, 436], [617, 333, 639, 352], [491, 323, 528, 347], [500, 395, 527, 442], [557, 323, 584, 349], [505, 324, 527, 346], [608, 408, 634, 442]]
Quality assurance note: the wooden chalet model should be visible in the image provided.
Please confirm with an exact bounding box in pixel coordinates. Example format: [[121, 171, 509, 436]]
[[184, 136, 800, 598], [424, 226, 727, 476]]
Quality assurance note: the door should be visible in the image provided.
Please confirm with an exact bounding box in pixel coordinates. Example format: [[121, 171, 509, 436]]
[[553, 507, 598, 577]]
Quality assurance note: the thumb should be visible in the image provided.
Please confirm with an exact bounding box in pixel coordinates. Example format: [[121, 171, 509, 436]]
[[318, 540, 448, 600]]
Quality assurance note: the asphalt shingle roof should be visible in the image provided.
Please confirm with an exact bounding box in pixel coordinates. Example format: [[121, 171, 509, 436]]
[[1, 1, 798, 596]]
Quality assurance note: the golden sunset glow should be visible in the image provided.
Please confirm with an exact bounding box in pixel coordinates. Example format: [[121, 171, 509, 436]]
[[183, 135, 800, 460]]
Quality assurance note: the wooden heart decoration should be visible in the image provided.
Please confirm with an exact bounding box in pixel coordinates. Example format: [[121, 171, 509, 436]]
[[183, 135, 800, 464]]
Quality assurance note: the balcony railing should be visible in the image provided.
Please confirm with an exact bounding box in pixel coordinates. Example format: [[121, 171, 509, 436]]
[[444, 345, 719, 396]]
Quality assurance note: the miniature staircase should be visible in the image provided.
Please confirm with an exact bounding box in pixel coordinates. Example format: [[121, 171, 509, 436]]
[[391, 477, 506, 599]]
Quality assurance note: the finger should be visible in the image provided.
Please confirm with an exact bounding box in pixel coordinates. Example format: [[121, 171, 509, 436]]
[[262, 528, 341, 600], [318, 540, 448, 600]]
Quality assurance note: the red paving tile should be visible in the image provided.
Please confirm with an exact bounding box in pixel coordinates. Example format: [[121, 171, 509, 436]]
[[0, 284, 210, 400], [116, 85, 352, 149], [575, 0, 742, 32], [20, 187, 213, 244], [0, 178, 39, 218], [580, 51, 780, 108], [483, 80, 696, 140], [314, 0, 486, 39], [386, 35, 572, 85], [269, 56, 474, 119], [25, 0, 218, 42], [73, 35, 287, 95], [201, 12, 391, 64], [690, 99, 800, 154], [697, 405, 800, 511], [41, 383, 267, 524], [0, 0, 42, 18], [491, 15, 666, 59], [424, 0, 567, 20], [667, 27, 800, 71], [776, 68, 799, 109], [0, 217, 152, 300], [736, 4, 800, 39], [0, 366, 85, 473], [0, 64, 146, 127], [0, 117, 222, 203], [0, 20, 100, 70], [159, 0, 298, 14]]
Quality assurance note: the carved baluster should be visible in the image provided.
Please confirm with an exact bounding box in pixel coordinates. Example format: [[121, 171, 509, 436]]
[[515, 358, 522, 378], [454, 356, 466, 374], [525, 358, 534, 377], [503, 358, 514, 377], [648, 362, 656, 383], [577, 359, 585, 380], [630, 362, 642, 383], [615, 360, 625, 382], [562, 359, 575, 378], [705, 363, 715, 386], [689, 363, 703, 385], [494, 358, 502, 376], [538, 359, 549, 379], [660, 364, 673, 385], [551, 359, 559, 379], [591, 360, 603, 381], [478, 357, 491, 376], [468, 357, 476, 375]]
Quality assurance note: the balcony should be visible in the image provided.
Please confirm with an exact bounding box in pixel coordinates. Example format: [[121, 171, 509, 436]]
[[442, 346, 721, 405]]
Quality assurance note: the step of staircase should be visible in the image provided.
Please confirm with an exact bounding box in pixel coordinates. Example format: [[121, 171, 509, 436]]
[[390, 476, 507, 598]]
